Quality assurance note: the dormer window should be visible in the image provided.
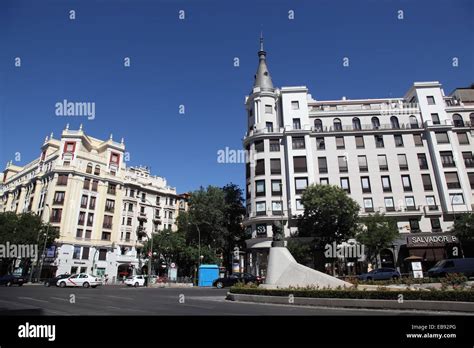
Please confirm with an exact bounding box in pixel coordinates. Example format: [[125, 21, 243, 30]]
[[110, 152, 120, 164], [64, 142, 75, 153]]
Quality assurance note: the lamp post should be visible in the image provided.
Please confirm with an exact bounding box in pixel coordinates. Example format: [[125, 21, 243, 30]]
[[36, 204, 51, 282]]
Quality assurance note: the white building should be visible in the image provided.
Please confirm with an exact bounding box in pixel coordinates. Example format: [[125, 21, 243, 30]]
[[243, 38, 474, 276]]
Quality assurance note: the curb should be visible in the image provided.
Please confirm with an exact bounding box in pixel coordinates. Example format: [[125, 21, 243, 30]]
[[226, 292, 474, 313]]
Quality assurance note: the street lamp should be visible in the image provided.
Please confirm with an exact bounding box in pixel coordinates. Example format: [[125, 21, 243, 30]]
[[36, 204, 51, 282]]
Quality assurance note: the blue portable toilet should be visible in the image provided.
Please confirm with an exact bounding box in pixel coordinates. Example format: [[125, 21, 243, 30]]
[[198, 264, 219, 287]]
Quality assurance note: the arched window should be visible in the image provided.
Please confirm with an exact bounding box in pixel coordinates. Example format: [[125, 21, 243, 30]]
[[86, 163, 93, 174], [453, 114, 464, 127], [333, 118, 342, 131], [371, 117, 380, 129], [409, 115, 419, 129], [314, 119, 323, 132], [390, 116, 400, 129], [352, 117, 361, 130], [94, 165, 100, 176]]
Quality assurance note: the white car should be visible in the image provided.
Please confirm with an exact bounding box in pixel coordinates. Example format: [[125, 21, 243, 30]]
[[124, 275, 145, 287], [57, 273, 102, 288]]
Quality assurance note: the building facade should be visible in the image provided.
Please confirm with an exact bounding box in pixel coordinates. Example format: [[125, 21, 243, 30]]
[[0, 125, 188, 280], [243, 39, 474, 276]]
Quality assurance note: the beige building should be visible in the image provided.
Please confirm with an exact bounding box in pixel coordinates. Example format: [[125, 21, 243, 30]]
[[0, 125, 188, 280]]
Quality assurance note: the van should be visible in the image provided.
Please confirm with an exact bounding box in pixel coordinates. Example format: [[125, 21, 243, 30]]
[[427, 258, 474, 278]]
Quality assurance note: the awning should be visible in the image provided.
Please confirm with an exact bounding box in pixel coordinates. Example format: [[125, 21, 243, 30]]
[[408, 247, 445, 262]]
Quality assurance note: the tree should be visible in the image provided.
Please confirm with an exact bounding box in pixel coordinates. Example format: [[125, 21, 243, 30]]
[[451, 213, 474, 257], [356, 212, 399, 269], [287, 238, 314, 267], [297, 184, 361, 249]]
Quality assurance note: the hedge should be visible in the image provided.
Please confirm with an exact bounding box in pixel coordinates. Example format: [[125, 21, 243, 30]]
[[229, 287, 474, 302]]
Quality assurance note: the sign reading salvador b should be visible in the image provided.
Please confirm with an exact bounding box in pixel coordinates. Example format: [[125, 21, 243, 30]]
[[407, 234, 457, 248]]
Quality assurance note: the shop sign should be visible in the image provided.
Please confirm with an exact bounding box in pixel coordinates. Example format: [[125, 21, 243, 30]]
[[407, 234, 457, 247]]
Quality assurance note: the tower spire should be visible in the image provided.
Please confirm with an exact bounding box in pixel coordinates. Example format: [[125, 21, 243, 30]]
[[259, 31, 264, 52], [253, 32, 274, 90]]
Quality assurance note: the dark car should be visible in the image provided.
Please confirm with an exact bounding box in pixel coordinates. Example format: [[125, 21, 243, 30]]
[[0, 274, 26, 287], [212, 273, 262, 288], [427, 258, 474, 278], [44, 274, 70, 287], [358, 268, 400, 281]]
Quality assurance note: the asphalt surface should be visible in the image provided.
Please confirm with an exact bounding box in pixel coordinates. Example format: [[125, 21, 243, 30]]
[[0, 284, 465, 316]]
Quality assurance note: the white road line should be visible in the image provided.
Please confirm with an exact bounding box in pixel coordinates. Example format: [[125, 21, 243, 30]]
[[0, 299, 36, 309], [50, 296, 69, 302], [18, 296, 49, 303], [105, 295, 133, 300], [106, 305, 122, 310]]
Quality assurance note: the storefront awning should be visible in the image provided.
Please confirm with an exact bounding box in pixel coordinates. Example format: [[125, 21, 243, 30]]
[[408, 247, 445, 262]]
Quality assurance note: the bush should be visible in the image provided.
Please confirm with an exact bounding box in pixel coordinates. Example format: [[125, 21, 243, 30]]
[[440, 273, 468, 290], [229, 286, 474, 302]]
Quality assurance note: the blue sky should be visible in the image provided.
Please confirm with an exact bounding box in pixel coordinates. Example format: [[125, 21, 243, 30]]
[[1, 0, 473, 193]]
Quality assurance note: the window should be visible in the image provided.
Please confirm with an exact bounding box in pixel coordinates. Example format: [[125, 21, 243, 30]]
[[76, 229, 83, 238], [81, 195, 88, 208], [363, 198, 374, 212], [384, 197, 395, 211], [73, 246, 81, 259], [128, 203, 134, 212], [335, 136, 345, 149], [256, 180, 265, 197], [255, 159, 265, 176], [266, 122, 273, 132], [431, 218, 441, 232], [271, 180, 282, 195], [457, 132, 469, 145], [398, 154, 408, 170], [469, 173, 474, 189], [57, 174, 68, 186], [405, 196, 416, 210], [85, 230, 91, 239], [435, 132, 449, 144], [98, 249, 107, 261], [296, 199, 304, 210], [78, 212, 85, 225], [110, 153, 120, 164], [394, 134, 404, 147], [53, 191, 65, 205], [127, 217, 132, 226], [358, 156, 368, 172], [390, 116, 400, 129], [105, 199, 115, 212], [440, 151, 455, 167], [292, 137, 305, 149], [418, 154, 428, 169], [320, 178, 329, 185], [101, 232, 111, 241], [89, 196, 96, 210], [361, 177, 371, 193], [401, 175, 412, 191], [87, 213, 94, 227], [291, 101, 299, 110], [272, 201, 283, 215], [293, 118, 301, 130], [431, 113, 440, 125], [453, 114, 464, 127], [338, 156, 348, 172], [333, 118, 342, 131], [409, 219, 420, 232], [318, 157, 328, 173], [378, 155, 388, 171], [450, 193, 464, 205], [293, 156, 307, 173], [375, 135, 384, 148], [107, 184, 116, 195], [352, 117, 361, 130], [64, 142, 75, 153], [355, 136, 364, 148], [409, 116, 419, 129], [316, 137, 325, 150], [445, 172, 461, 189], [265, 104, 272, 114], [427, 96, 435, 105], [371, 117, 380, 129], [270, 159, 281, 174], [295, 177, 308, 194], [314, 119, 323, 131], [83, 178, 91, 190], [340, 177, 350, 193], [103, 215, 113, 229], [91, 180, 98, 192], [413, 134, 423, 146], [82, 247, 90, 260], [255, 140, 264, 152], [463, 152, 474, 167], [269, 139, 280, 152], [381, 176, 392, 192], [51, 209, 62, 223], [94, 165, 100, 175], [86, 163, 93, 174], [256, 202, 266, 216], [426, 196, 437, 210], [422, 174, 433, 191]]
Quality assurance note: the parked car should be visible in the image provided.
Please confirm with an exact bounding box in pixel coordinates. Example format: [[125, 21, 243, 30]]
[[57, 273, 102, 288], [358, 268, 400, 281], [427, 258, 474, 278], [212, 273, 263, 288], [44, 274, 69, 287], [0, 274, 26, 287], [124, 275, 145, 287]]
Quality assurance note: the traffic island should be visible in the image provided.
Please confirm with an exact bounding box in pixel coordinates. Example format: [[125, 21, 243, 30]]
[[227, 287, 474, 313]]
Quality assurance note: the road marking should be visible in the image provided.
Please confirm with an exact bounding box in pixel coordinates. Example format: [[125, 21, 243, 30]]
[[18, 296, 49, 303], [106, 305, 122, 310], [50, 296, 69, 302], [0, 299, 36, 309], [105, 295, 133, 300]]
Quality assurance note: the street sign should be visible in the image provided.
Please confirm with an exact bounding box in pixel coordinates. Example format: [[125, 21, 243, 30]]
[[170, 262, 176, 268]]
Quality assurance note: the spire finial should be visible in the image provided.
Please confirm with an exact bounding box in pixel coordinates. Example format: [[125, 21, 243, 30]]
[[66, 123, 69, 130], [259, 30, 264, 52], [50, 132, 53, 139], [79, 123, 83, 131], [121, 137, 124, 145], [109, 133, 113, 140]]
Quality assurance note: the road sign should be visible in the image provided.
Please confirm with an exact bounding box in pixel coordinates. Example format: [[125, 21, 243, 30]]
[[170, 262, 176, 268]]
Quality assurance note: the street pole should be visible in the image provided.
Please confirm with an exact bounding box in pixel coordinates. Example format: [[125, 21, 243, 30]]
[[147, 234, 153, 287], [196, 224, 201, 286], [36, 204, 51, 282]]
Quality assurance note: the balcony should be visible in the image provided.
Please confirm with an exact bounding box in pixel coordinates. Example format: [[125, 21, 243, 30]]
[[137, 212, 147, 222]]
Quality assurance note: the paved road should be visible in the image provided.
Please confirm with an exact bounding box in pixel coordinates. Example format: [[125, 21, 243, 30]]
[[0, 285, 464, 316]]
